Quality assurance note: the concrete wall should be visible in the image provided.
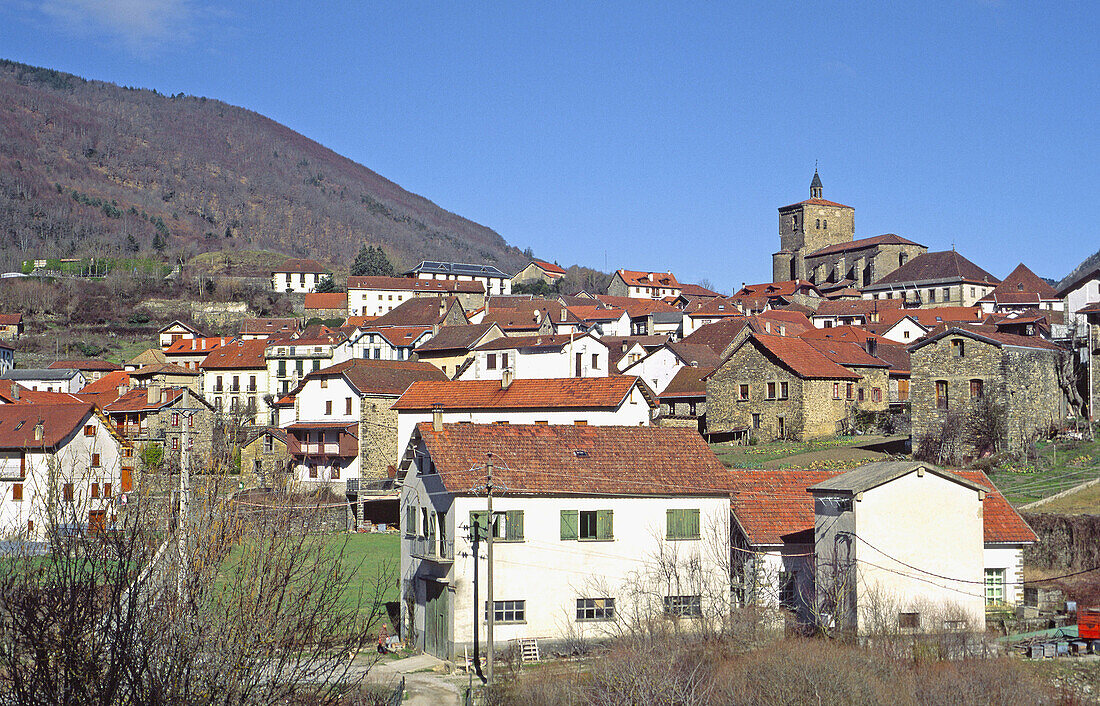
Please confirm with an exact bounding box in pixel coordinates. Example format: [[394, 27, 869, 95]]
[[462, 338, 610, 381]]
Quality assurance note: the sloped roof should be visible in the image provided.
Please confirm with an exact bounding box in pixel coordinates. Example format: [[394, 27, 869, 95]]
[[681, 318, 753, 355], [679, 283, 722, 298], [240, 318, 299, 336], [807, 234, 924, 258], [473, 333, 605, 352], [736, 280, 821, 298], [595, 295, 680, 317], [393, 376, 650, 411], [741, 334, 861, 380], [978, 263, 1059, 302], [615, 270, 681, 289], [530, 260, 566, 276], [809, 461, 986, 494], [158, 319, 202, 335], [0, 314, 23, 325], [48, 360, 122, 372], [304, 292, 348, 310], [877, 306, 983, 328], [0, 381, 85, 405], [405, 261, 508, 278], [869, 251, 999, 287], [370, 297, 463, 327], [953, 469, 1039, 543], [414, 323, 499, 353], [800, 325, 887, 345], [199, 340, 269, 370], [103, 387, 187, 414], [813, 298, 905, 317], [779, 197, 852, 210], [129, 363, 200, 377], [129, 348, 167, 368], [79, 370, 131, 394], [666, 342, 724, 369], [684, 297, 744, 317], [418, 423, 729, 496], [347, 276, 484, 293], [2, 369, 83, 381], [303, 358, 448, 396], [164, 337, 229, 355], [803, 339, 890, 369], [362, 325, 433, 348], [659, 365, 712, 399], [0, 403, 94, 450], [568, 305, 626, 322], [908, 325, 1064, 353], [276, 258, 329, 274]]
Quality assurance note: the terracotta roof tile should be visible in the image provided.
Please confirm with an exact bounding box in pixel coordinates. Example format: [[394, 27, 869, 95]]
[[48, 359, 123, 372], [304, 292, 348, 310], [0, 402, 96, 450], [813, 298, 905, 317], [370, 297, 463, 327], [303, 358, 448, 396], [474, 333, 603, 352], [680, 318, 752, 355], [415, 323, 498, 352], [736, 280, 821, 298], [985, 263, 1059, 300], [199, 340, 269, 370], [394, 376, 649, 411], [164, 337, 229, 355], [531, 260, 566, 276], [240, 318, 300, 336], [807, 233, 924, 258], [595, 295, 679, 317], [419, 423, 729, 496], [346, 276, 484, 293], [871, 251, 999, 287], [803, 339, 890, 369], [616, 270, 681, 289], [79, 370, 131, 394], [746, 333, 861, 380], [659, 365, 711, 399], [779, 197, 853, 210], [0, 314, 23, 325], [275, 258, 329, 274], [104, 387, 186, 413]]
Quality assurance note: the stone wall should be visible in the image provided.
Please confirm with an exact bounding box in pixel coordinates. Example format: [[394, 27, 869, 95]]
[[239, 432, 291, 489], [1021, 513, 1100, 572], [805, 242, 928, 288], [360, 395, 400, 480], [911, 336, 1065, 454]]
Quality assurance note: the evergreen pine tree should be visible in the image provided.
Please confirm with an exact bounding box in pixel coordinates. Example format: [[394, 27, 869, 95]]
[[350, 244, 395, 277]]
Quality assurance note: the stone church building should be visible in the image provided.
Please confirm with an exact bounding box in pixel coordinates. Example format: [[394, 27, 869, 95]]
[[772, 171, 928, 288]]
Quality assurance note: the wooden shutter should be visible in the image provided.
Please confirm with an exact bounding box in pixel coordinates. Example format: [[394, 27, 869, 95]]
[[12, 483, 22, 501], [685, 509, 700, 538], [666, 509, 680, 538], [470, 511, 489, 540], [560, 510, 578, 540], [596, 509, 613, 540], [506, 510, 524, 541]]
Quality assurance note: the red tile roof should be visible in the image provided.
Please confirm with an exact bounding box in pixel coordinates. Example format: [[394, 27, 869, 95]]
[[736, 280, 821, 298], [199, 340, 269, 370], [474, 333, 604, 352], [129, 363, 200, 377], [1077, 302, 1100, 315], [0, 402, 96, 450], [531, 260, 566, 276], [681, 318, 752, 355], [370, 297, 464, 327], [240, 318, 300, 336], [303, 358, 448, 396], [48, 359, 123, 372], [659, 365, 711, 399], [418, 423, 730, 496], [813, 298, 905, 317], [0, 381, 85, 405], [104, 387, 186, 413], [910, 325, 1065, 353], [728, 467, 1036, 546], [684, 297, 745, 317], [595, 295, 680, 317], [164, 337, 229, 355], [345, 315, 379, 328], [0, 314, 23, 326], [394, 376, 649, 411], [79, 370, 131, 394], [616, 270, 681, 289], [806, 233, 923, 258], [779, 197, 852, 210], [414, 323, 499, 353], [878, 306, 983, 328], [363, 325, 433, 348], [870, 251, 999, 287], [304, 292, 348, 310], [803, 339, 890, 369], [744, 333, 862, 380], [980, 263, 1059, 302], [276, 258, 329, 274], [568, 305, 626, 322], [755, 310, 815, 335], [347, 276, 484, 293], [679, 283, 722, 298]]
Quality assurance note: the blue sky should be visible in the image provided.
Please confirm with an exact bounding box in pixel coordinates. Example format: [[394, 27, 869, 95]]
[[2, 1, 1097, 291]]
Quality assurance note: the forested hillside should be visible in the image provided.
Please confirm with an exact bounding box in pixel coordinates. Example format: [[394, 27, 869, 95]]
[[0, 59, 528, 274]]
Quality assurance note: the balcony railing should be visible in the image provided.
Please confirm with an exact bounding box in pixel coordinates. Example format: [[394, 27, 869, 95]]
[[407, 536, 454, 561], [298, 442, 341, 455]]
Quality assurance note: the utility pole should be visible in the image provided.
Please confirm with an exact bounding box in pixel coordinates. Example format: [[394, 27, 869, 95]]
[[485, 453, 495, 687], [176, 391, 200, 604], [471, 513, 484, 683]]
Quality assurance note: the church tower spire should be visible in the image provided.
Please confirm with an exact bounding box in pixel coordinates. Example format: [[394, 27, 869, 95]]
[[810, 168, 823, 199]]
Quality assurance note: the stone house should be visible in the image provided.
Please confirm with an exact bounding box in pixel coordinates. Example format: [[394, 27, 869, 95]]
[[411, 323, 505, 378], [303, 292, 348, 320], [657, 365, 711, 434], [102, 386, 216, 473], [977, 263, 1064, 322], [607, 269, 682, 299], [511, 260, 566, 287], [0, 313, 24, 341], [861, 251, 999, 308], [239, 427, 291, 488], [706, 333, 889, 442], [128, 363, 202, 393], [908, 327, 1067, 455]]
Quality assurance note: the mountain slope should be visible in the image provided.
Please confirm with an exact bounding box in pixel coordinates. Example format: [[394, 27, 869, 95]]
[[0, 59, 526, 274]]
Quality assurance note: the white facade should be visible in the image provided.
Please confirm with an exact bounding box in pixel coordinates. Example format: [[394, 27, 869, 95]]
[[461, 336, 609, 381], [878, 317, 928, 344], [347, 328, 431, 362], [202, 367, 272, 424], [265, 341, 338, 397], [621, 346, 689, 395], [412, 272, 510, 296], [272, 270, 326, 293], [0, 411, 126, 541], [401, 466, 731, 657], [1, 371, 86, 393], [0, 346, 12, 376], [284, 375, 361, 485], [1064, 272, 1100, 333], [349, 287, 418, 317]]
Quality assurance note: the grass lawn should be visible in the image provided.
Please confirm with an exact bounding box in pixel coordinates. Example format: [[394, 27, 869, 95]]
[[986, 437, 1100, 507], [709, 435, 887, 469]]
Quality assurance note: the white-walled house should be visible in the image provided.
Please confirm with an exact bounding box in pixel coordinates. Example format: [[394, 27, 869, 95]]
[[391, 376, 656, 458], [727, 462, 1036, 635], [0, 369, 86, 394], [199, 340, 272, 424], [158, 320, 203, 349], [1060, 264, 1100, 334], [345, 326, 434, 363], [282, 359, 449, 486], [0, 402, 130, 541], [621, 342, 721, 395], [400, 423, 734, 659], [404, 262, 511, 296], [0, 344, 12, 376], [265, 333, 345, 397], [347, 276, 486, 317], [272, 259, 330, 293], [460, 333, 609, 381]]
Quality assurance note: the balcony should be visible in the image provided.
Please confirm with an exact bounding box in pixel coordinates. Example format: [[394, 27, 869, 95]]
[[286, 422, 359, 459], [407, 536, 454, 562]]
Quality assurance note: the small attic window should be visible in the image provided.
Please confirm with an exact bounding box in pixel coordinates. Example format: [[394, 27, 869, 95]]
[[573, 449, 589, 458]]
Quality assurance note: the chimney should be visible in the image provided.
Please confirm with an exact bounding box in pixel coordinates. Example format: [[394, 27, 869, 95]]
[[10, 385, 18, 401], [117, 384, 127, 398], [432, 403, 443, 432], [147, 384, 161, 405], [33, 422, 43, 441], [560, 308, 567, 323], [502, 367, 514, 390]]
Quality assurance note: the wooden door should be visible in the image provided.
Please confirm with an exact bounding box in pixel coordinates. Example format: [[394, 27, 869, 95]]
[[423, 580, 448, 658]]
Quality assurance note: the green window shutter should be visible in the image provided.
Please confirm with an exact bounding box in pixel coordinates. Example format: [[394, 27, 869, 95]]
[[560, 510, 578, 540], [666, 509, 678, 539], [686, 509, 700, 538], [405, 506, 416, 535], [470, 511, 488, 540], [506, 510, 524, 541], [596, 509, 613, 540]]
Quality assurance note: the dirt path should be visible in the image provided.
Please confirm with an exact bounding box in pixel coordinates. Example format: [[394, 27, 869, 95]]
[[358, 653, 465, 705]]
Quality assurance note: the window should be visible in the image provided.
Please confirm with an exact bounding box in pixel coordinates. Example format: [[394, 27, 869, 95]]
[[779, 571, 797, 610], [822, 219, 827, 229], [899, 612, 921, 629], [486, 353, 497, 370], [325, 401, 332, 415], [936, 380, 949, 410], [485, 600, 525, 623], [471, 510, 524, 541], [815, 219, 820, 229], [846, 383, 854, 400], [752, 413, 761, 429], [172, 413, 180, 427], [572, 509, 613, 540], [331, 464, 340, 480], [780, 382, 789, 400], [767, 382, 776, 400], [501, 353, 509, 368], [872, 387, 882, 403], [12, 483, 22, 501], [264, 434, 274, 452], [320, 378, 328, 389], [249, 375, 257, 391], [172, 438, 179, 450], [84, 424, 96, 437], [833, 382, 841, 400], [91, 453, 100, 467], [942, 287, 951, 302], [664, 595, 702, 618], [952, 339, 965, 358], [985, 569, 1005, 605], [970, 379, 984, 399], [345, 397, 353, 415], [309, 466, 318, 479], [63, 483, 74, 502], [103, 483, 111, 498], [857, 388, 865, 402], [577, 598, 615, 621], [91, 483, 100, 499], [666, 508, 700, 540], [738, 384, 749, 401], [591, 353, 599, 370]]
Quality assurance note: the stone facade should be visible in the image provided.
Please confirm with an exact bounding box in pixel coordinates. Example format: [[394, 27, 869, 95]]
[[707, 340, 888, 442], [910, 333, 1066, 455], [359, 395, 400, 480], [772, 174, 855, 282], [804, 240, 928, 289], [239, 428, 291, 488]]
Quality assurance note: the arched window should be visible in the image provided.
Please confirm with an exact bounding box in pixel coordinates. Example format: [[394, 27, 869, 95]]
[[899, 252, 909, 267]]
